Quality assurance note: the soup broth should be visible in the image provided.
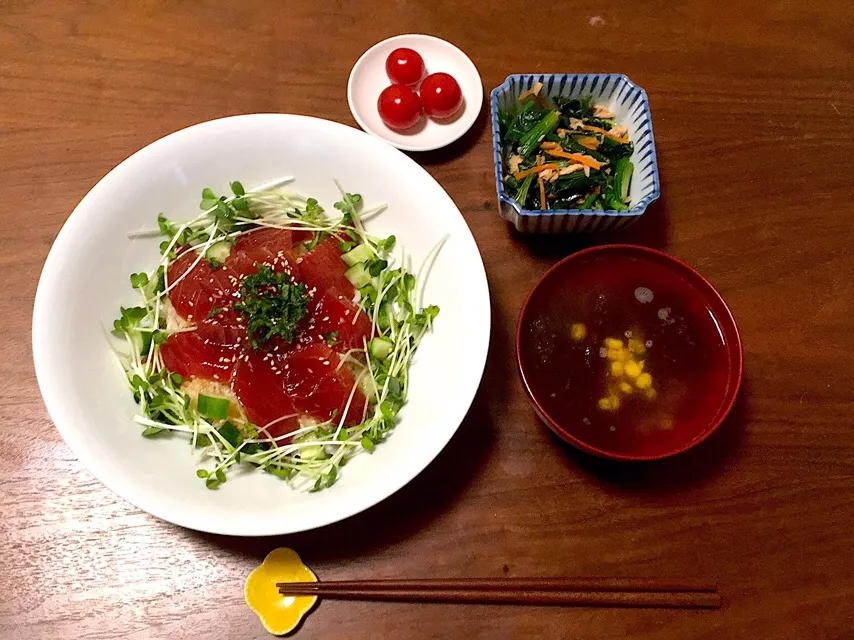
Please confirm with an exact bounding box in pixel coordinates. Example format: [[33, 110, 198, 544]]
[[519, 254, 734, 457]]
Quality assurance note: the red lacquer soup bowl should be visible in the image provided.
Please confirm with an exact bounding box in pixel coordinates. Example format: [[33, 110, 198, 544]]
[[517, 245, 743, 461]]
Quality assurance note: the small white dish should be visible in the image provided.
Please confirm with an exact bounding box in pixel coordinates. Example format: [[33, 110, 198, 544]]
[[32, 114, 490, 536], [347, 34, 483, 152]]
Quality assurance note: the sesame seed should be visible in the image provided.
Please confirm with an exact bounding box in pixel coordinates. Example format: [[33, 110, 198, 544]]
[[322, 316, 329, 321], [322, 360, 330, 366]]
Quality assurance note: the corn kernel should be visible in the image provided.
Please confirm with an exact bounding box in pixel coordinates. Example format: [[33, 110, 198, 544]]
[[628, 338, 646, 355], [597, 395, 620, 412], [610, 361, 624, 377], [604, 337, 623, 349], [570, 323, 587, 341], [607, 347, 621, 361], [638, 360, 645, 371], [636, 372, 652, 389], [619, 381, 634, 394], [645, 388, 658, 400], [619, 349, 632, 362], [624, 361, 641, 378]]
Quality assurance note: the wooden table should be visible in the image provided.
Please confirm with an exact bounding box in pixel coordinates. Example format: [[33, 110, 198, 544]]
[[2, 1, 853, 638]]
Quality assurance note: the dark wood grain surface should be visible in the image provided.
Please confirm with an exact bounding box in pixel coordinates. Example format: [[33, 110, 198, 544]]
[[2, 1, 853, 638]]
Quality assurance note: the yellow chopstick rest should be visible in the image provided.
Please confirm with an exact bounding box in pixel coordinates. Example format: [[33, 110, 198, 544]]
[[245, 548, 318, 636]]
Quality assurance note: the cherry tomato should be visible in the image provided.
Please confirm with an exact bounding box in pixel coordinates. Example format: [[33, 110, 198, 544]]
[[377, 85, 423, 130], [419, 72, 463, 119], [385, 48, 425, 86]]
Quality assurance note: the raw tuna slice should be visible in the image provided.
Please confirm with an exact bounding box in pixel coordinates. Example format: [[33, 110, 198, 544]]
[[167, 247, 258, 320], [281, 343, 367, 426], [160, 312, 245, 381], [231, 348, 300, 441], [298, 238, 355, 298], [233, 228, 300, 276], [301, 287, 372, 351]]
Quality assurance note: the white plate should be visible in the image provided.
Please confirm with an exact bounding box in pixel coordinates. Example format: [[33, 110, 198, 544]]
[[347, 34, 483, 152], [32, 114, 490, 536]]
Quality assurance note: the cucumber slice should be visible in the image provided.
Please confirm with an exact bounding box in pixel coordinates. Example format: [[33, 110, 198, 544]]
[[369, 336, 393, 360], [205, 240, 231, 267], [345, 262, 371, 288], [197, 394, 230, 420], [300, 445, 327, 460], [341, 243, 372, 267]]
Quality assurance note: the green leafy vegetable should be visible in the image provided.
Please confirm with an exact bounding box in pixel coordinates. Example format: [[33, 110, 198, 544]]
[[499, 92, 635, 211], [234, 265, 308, 348], [518, 110, 561, 157]]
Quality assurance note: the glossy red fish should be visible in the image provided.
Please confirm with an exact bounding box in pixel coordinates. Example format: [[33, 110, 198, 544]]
[[163, 228, 370, 437], [298, 237, 355, 299], [166, 248, 258, 320], [233, 228, 300, 276], [282, 344, 368, 426], [231, 347, 300, 440], [160, 311, 245, 381], [301, 287, 372, 351]]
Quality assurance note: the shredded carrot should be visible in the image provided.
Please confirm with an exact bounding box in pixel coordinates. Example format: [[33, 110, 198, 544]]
[[539, 141, 561, 150], [582, 124, 630, 144], [535, 155, 547, 210], [538, 174, 547, 208], [576, 136, 600, 150], [544, 149, 605, 170], [513, 163, 560, 180]]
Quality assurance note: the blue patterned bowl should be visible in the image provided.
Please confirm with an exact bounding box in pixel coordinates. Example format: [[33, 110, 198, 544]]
[[491, 74, 660, 233]]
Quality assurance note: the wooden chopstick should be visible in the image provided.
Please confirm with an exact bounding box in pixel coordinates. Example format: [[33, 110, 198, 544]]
[[276, 578, 721, 610], [276, 587, 720, 609], [277, 577, 717, 593]]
